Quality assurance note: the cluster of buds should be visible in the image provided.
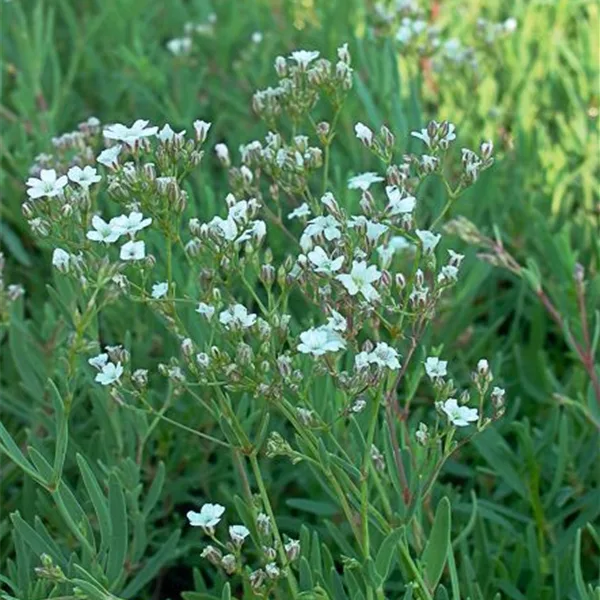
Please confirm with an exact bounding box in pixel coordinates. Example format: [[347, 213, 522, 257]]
[[34, 554, 66, 584], [0, 252, 25, 325]]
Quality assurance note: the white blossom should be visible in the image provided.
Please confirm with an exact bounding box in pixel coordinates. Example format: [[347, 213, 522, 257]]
[[97, 145, 122, 169], [289, 49, 319, 68], [336, 260, 381, 302], [196, 302, 215, 320], [229, 525, 250, 545], [298, 326, 346, 356], [52, 248, 70, 272], [103, 119, 158, 146], [26, 169, 68, 199], [368, 342, 401, 370], [111, 212, 152, 236], [354, 122, 373, 145], [120, 240, 146, 261], [386, 186, 416, 215], [288, 203, 311, 220], [307, 246, 344, 275], [67, 165, 101, 188], [86, 215, 122, 244], [167, 37, 192, 56], [94, 362, 123, 386], [424, 356, 447, 380], [157, 123, 186, 143], [193, 120, 211, 142], [187, 503, 225, 529], [325, 310, 347, 332], [347, 172, 384, 191], [415, 229, 441, 254], [219, 304, 257, 329], [152, 282, 168, 299], [88, 353, 108, 370], [441, 398, 478, 427]]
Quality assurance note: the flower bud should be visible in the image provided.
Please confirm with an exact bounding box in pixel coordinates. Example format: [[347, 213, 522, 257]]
[[274, 55, 287, 77], [265, 562, 281, 579], [250, 569, 266, 590], [257, 512, 271, 535], [201, 545, 222, 566], [395, 272, 406, 289], [181, 337, 194, 357], [132, 368, 148, 388], [260, 264, 275, 286], [480, 140, 493, 160], [285, 539, 301, 561], [380, 125, 395, 149], [221, 554, 237, 575]]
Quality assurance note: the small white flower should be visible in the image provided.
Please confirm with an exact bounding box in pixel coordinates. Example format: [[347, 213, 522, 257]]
[[187, 503, 225, 529], [120, 240, 146, 261], [415, 422, 428, 445], [67, 165, 101, 188], [336, 260, 381, 302], [52, 248, 70, 272], [424, 356, 447, 380], [88, 353, 108, 370], [325, 310, 347, 332], [369, 342, 401, 370], [438, 265, 459, 283], [289, 49, 319, 68], [26, 169, 68, 199], [229, 525, 250, 545], [196, 302, 215, 320], [193, 120, 211, 142], [411, 127, 432, 148], [97, 145, 122, 169], [297, 326, 346, 356], [377, 236, 413, 267], [166, 37, 192, 56], [477, 359, 489, 375], [103, 119, 158, 146], [251, 31, 263, 44], [152, 282, 168, 299], [157, 124, 186, 143], [111, 211, 152, 236], [95, 362, 123, 386], [307, 246, 344, 275], [215, 143, 230, 165], [288, 203, 311, 220], [348, 216, 388, 242], [304, 215, 341, 242], [386, 186, 416, 215], [219, 304, 257, 330], [503, 17, 518, 33], [441, 398, 478, 427], [209, 216, 238, 241], [354, 122, 373, 145], [354, 351, 370, 371], [415, 229, 441, 254], [86, 215, 122, 244], [347, 172, 384, 191]]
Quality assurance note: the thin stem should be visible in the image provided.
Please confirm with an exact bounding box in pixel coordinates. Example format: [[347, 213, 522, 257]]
[[248, 454, 298, 597]]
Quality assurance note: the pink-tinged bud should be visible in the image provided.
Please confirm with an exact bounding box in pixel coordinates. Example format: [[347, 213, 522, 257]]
[[380, 125, 395, 149], [395, 272, 406, 289]]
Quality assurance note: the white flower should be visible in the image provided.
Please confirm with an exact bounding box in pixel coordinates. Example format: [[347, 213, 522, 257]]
[[167, 37, 192, 56], [441, 398, 478, 427], [196, 353, 210, 368], [369, 342, 401, 370], [209, 216, 238, 241], [152, 282, 168, 299], [288, 203, 311, 220], [354, 351, 370, 371], [187, 503, 225, 529], [411, 127, 432, 148], [304, 215, 342, 242], [348, 216, 388, 242], [229, 525, 250, 545], [120, 240, 146, 261], [157, 124, 186, 143], [95, 362, 123, 386], [193, 120, 211, 142], [477, 359, 489, 375], [424, 356, 447, 380], [438, 265, 459, 283], [354, 122, 373, 145], [86, 215, 122, 244], [251, 31, 263, 44], [67, 165, 101, 188], [386, 186, 416, 215], [111, 211, 152, 236], [298, 326, 346, 356], [307, 246, 344, 275], [325, 310, 347, 332], [377, 236, 413, 267], [415, 229, 441, 254], [336, 260, 381, 302], [347, 172, 384, 191], [26, 169, 68, 199], [97, 145, 122, 169], [289, 50, 319, 68], [503, 17, 517, 33], [215, 143, 230, 165], [196, 302, 215, 320], [88, 353, 108, 370], [103, 119, 158, 146], [52, 248, 70, 272], [219, 304, 257, 329]]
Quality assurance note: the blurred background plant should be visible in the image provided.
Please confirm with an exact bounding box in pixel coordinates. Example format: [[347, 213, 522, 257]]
[[1, 0, 598, 599]]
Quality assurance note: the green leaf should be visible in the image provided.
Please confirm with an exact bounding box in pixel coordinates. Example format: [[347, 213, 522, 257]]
[[421, 497, 451, 593], [220, 583, 231, 600], [0, 421, 45, 486], [49, 380, 68, 482], [106, 473, 128, 584], [142, 461, 165, 518], [375, 527, 404, 581], [122, 530, 181, 598], [573, 529, 591, 600]]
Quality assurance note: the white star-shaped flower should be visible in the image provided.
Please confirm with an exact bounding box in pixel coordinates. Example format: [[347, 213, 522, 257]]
[[219, 304, 257, 330], [347, 172, 384, 191], [97, 145, 122, 169], [424, 356, 447, 380], [196, 302, 215, 320], [86, 215, 122, 244], [336, 260, 381, 302], [111, 212, 152, 236], [289, 50, 319, 68], [67, 165, 101, 189], [441, 398, 478, 427], [52, 248, 70, 272], [26, 169, 68, 199], [187, 503, 225, 530], [151, 282, 168, 299], [120, 240, 146, 261], [415, 229, 441, 254], [354, 122, 373, 145], [95, 362, 123, 386], [307, 246, 344, 275], [368, 342, 401, 370], [103, 119, 158, 146], [297, 326, 346, 356], [288, 203, 311, 220], [385, 186, 416, 215]]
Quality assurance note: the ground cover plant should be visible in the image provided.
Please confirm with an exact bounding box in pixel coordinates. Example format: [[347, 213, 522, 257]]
[[0, 1, 598, 599]]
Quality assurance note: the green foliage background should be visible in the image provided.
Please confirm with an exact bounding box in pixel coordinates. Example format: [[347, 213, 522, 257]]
[[1, 0, 598, 599]]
